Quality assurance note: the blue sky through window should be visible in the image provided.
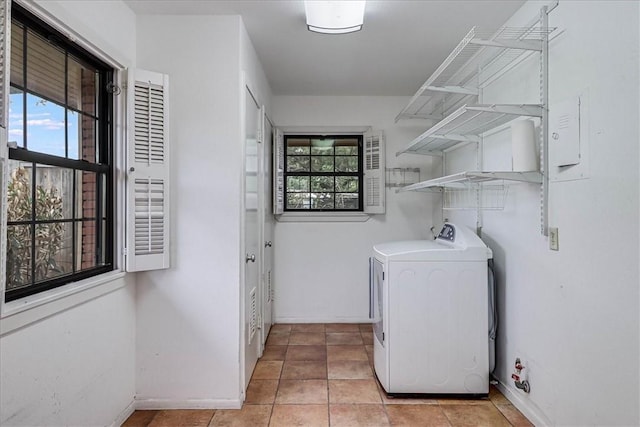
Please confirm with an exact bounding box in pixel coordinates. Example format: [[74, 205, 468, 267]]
[[8, 91, 79, 159]]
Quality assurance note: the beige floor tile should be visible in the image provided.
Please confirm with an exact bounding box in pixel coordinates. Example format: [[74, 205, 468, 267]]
[[269, 404, 329, 427], [437, 398, 491, 406], [329, 404, 390, 426], [359, 323, 373, 332], [281, 360, 327, 379], [208, 405, 271, 427], [367, 351, 374, 367], [325, 323, 361, 333], [271, 324, 293, 333], [327, 360, 373, 379], [365, 345, 374, 355], [252, 360, 284, 380], [266, 333, 290, 346], [488, 385, 511, 405], [292, 324, 326, 332], [439, 403, 511, 426], [275, 379, 329, 404], [495, 403, 534, 427], [148, 410, 215, 427], [329, 379, 381, 404], [286, 345, 327, 361], [385, 405, 451, 426], [289, 332, 326, 345], [326, 345, 368, 362], [379, 391, 438, 405], [361, 331, 374, 345], [261, 345, 288, 361], [122, 410, 159, 427], [326, 333, 363, 345], [245, 379, 279, 404]]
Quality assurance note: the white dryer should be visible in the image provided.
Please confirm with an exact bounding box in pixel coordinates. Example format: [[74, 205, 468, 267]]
[[370, 223, 493, 395]]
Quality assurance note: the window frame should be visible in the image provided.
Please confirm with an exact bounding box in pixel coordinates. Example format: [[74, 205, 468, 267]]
[[283, 134, 364, 212], [4, 3, 115, 303]]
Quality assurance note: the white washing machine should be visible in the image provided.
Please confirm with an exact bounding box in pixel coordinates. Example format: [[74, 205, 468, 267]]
[[370, 223, 493, 395]]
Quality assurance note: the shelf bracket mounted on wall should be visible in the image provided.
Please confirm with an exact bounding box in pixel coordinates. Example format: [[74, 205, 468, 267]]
[[540, 5, 550, 236]]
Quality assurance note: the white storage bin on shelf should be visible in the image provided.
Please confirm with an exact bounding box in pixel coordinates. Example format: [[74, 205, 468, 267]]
[[395, 6, 556, 235]]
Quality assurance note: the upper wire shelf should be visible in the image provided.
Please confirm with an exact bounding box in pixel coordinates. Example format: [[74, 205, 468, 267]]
[[395, 25, 556, 122], [396, 104, 543, 156]]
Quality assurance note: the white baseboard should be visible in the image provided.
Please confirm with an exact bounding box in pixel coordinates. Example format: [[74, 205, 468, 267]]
[[134, 398, 242, 410], [274, 316, 372, 324], [111, 400, 135, 427], [495, 379, 552, 426]]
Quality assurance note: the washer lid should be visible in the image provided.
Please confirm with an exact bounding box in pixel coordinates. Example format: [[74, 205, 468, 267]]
[[373, 224, 492, 262]]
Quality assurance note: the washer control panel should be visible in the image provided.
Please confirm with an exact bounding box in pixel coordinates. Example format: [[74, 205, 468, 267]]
[[437, 223, 456, 242]]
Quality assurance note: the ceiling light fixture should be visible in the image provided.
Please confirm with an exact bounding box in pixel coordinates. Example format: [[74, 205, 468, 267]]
[[304, 1, 366, 34]]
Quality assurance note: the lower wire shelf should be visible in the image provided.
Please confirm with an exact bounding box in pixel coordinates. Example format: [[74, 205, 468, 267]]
[[397, 170, 542, 210], [397, 170, 542, 192], [443, 184, 508, 210]]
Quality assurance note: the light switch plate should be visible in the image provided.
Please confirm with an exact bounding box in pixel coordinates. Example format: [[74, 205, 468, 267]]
[[549, 227, 559, 251]]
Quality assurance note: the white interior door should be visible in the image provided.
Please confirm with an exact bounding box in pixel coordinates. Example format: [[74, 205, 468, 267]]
[[260, 116, 274, 346], [243, 84, 262, 390]]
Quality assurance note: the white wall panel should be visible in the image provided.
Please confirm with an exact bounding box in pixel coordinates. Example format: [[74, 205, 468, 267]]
[[135, 14, 271, 406], [445, 1, 639, 425]]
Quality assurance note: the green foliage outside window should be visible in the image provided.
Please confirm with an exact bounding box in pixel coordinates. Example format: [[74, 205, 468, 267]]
[[284, 136, 361, 210], [6, 167, 65, 290]]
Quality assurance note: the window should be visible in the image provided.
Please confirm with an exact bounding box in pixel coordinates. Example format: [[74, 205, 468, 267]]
[[284, 135, 362, 211], [4, 4, 114, 302], [273, 129, 385, 217]]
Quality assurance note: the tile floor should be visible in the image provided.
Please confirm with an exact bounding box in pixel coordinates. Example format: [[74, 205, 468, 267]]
[[123, 323, 532, 426]]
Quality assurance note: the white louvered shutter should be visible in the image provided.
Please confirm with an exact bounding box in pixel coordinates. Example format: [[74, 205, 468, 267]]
[[363, 129, 385, 214], [126, 69, 170, 272], [273, 128, 284, 215]]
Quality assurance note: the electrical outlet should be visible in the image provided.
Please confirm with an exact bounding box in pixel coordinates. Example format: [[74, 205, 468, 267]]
[[549, 227, 559, 251]]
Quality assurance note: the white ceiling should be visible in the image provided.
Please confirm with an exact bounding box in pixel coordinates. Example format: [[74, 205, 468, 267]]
[[124, 0, 526, 96]]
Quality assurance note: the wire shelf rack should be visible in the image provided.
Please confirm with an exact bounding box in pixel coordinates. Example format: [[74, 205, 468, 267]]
[[443, 183, 509, 211], [396, 25, 556, 122], [397, 104, 543, 156], [396, 170, 541, 193]]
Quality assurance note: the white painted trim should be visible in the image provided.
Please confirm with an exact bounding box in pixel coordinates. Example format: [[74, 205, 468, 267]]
[[0, 271, 128, 335], [238, 71, 248, 403], [279, 125, 370, 134], [110, 400, 136, 427], [13, 0, 125, 68], [275, 316, 373, 324], [135, 398, 242, 410], [276, 212, 370, 223], [495, 379, 552, 426]]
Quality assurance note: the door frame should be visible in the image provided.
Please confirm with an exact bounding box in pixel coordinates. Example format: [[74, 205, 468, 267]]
[[239, 74, 264, 397]]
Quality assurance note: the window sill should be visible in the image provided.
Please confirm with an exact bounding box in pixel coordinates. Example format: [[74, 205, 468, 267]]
[[1, 270, 128, 336], [276, 212, 371, 223]]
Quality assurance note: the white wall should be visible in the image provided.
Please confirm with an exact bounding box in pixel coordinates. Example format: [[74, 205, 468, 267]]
[[0, 1, 138, 426], [444, 1, 639, 425], [135, 15, 272, 407], [0, 277, 137, 426], [272, 96, 438, 323]]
